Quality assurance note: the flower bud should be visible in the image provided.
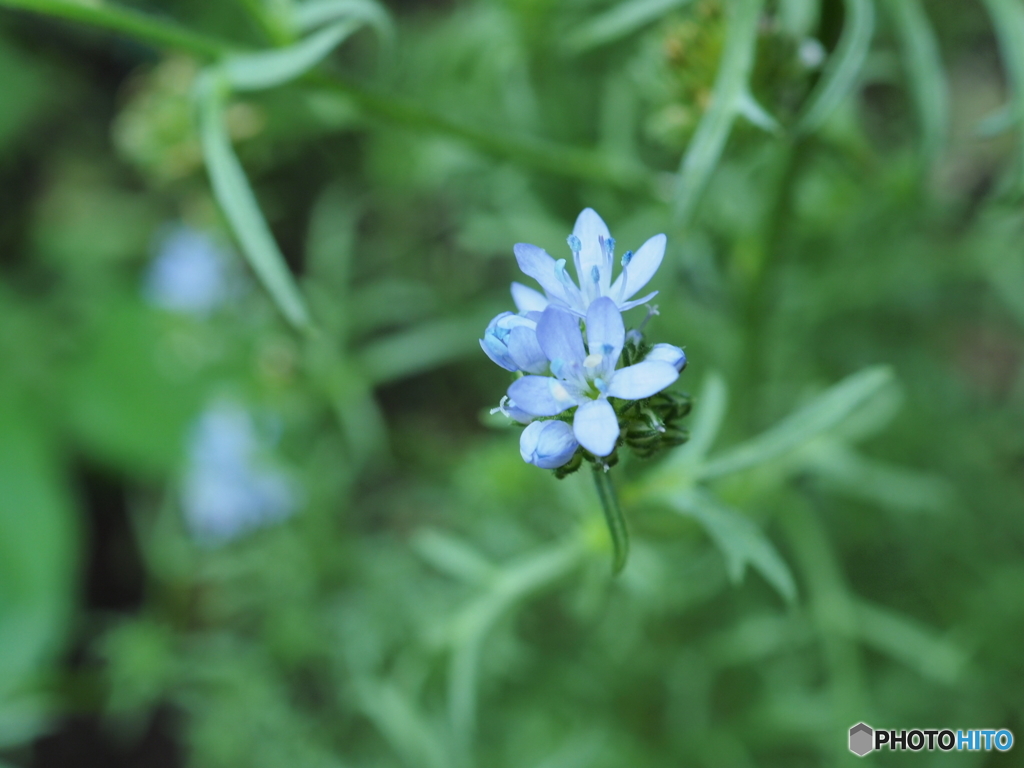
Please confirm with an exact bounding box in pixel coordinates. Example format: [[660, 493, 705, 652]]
[[480, 312, 546, 373], [645, 343, 687, 372], [520, 420, 579, 469]]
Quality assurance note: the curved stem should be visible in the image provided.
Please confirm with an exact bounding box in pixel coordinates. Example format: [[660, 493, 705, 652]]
[[593, 467, 629, 574]]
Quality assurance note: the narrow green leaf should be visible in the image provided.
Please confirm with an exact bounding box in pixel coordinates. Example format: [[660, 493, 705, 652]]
[[660, 371, 727, 474], [883, 0, 948, 166], [737, 91, 781, 134], [447, 541, 584, 752], [593, 468, 629, 574], [795, 0, 875, 135], [778, 0, 818, 37], [565, 0, 694, 54], [357, 307, 500, 385], [673, 0, 764, 226], [412, 529, 497, 583], [196, 74, 312, 331], [801, 440, 952, 514], [355, 678, 451, 768], [699, 366, 893, 479], [852, 599, 968, 685], [294, 0, 393, 42], [223, 21, 359, 92], [671, 489, 796, 603], [982, 0, 1024, 188]]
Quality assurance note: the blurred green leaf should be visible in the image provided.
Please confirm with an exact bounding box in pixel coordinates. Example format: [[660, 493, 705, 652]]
[[196, 74, 313, 331], [795, 0, 875, 135], [0, 34, 52, 152], [65, 299, 202, 475], [982, 0, 1024, 187], [852, 599, 968, 685], [223, 21, 361, 92], [358, 307, 500, 384], [294, 0, 393, 41], [699, 366, 894, 480], [800, 440, 952, 514], [778, 0, 818, 38], [565, 0, 694, 54], [0, 404, 76, 748], [669, 488, 796, 603], [355, 678, 451, 768], [673, 0, 764, 226], [412, 529, 497, 583], [883, 0, 948, 167]]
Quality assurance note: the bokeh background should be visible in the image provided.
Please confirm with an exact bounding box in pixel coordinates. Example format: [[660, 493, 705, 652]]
[[1, 0, 1023, 766]]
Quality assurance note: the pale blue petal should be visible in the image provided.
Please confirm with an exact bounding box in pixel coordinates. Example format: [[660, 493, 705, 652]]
[[573, 398, 619, 457], [511, 281, 549, 313], [610, 233, 665, 301], [646, 343, 687, 372], [536, 306, 586, 368], [480, 338, 517, 372], [618, 290, 659, 312], [585, 297, 624, 380], [508, 375, 575, 417], [607, 360, 678, 400], [514, 243, 567, 303], [571, 208, 611, 290], [508, 326, 548, 374], [520, 420, 578, 468]]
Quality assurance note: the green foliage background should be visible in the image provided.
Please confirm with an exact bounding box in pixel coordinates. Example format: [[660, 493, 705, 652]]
[[0, 0, 1023, 766]]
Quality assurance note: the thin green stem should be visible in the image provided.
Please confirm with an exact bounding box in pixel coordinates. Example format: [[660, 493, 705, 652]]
[[0, 0, 233, 57], [592, 467, 629, 574]]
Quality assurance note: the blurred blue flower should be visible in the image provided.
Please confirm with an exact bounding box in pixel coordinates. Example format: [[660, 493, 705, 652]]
[[144, 225, 231, 315], [182, 401, 295, 545], [519, 419, 578, 469], [479, 311, 547, 373], [507, 298, 681, 458], [510, 208, 665, 317]]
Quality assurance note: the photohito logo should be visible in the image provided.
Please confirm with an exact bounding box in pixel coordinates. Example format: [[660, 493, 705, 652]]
[[848, 723, 1014, 756]]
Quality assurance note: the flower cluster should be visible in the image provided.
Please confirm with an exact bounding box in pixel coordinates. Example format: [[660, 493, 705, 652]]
[[482, 209, 690, 473]]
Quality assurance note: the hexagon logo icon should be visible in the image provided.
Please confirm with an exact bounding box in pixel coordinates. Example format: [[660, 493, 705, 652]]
[[849, 723, 874, 756]]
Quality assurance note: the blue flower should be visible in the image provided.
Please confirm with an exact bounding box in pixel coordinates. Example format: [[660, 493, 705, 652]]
[[479, 311, 547, 373], [509, 208, 666, 317], [182, 401, 296, 545], [144, 225, 232, 316], [507, 298, 681, 457], [519, 419, 578, 469]]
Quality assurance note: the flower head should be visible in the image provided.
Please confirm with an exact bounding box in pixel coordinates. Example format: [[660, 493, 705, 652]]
[[507, 298, 682, 459], [510, 208, 666, 317]]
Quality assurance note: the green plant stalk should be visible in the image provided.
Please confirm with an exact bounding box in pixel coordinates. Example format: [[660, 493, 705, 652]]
[[0, 0, 656, 194], [593, 467, 629, 574], [0, 0, 231, 56]]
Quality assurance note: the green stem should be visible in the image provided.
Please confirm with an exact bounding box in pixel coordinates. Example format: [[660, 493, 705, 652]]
[[0, 0, 232, 57], [592, 467, 629, 574]]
